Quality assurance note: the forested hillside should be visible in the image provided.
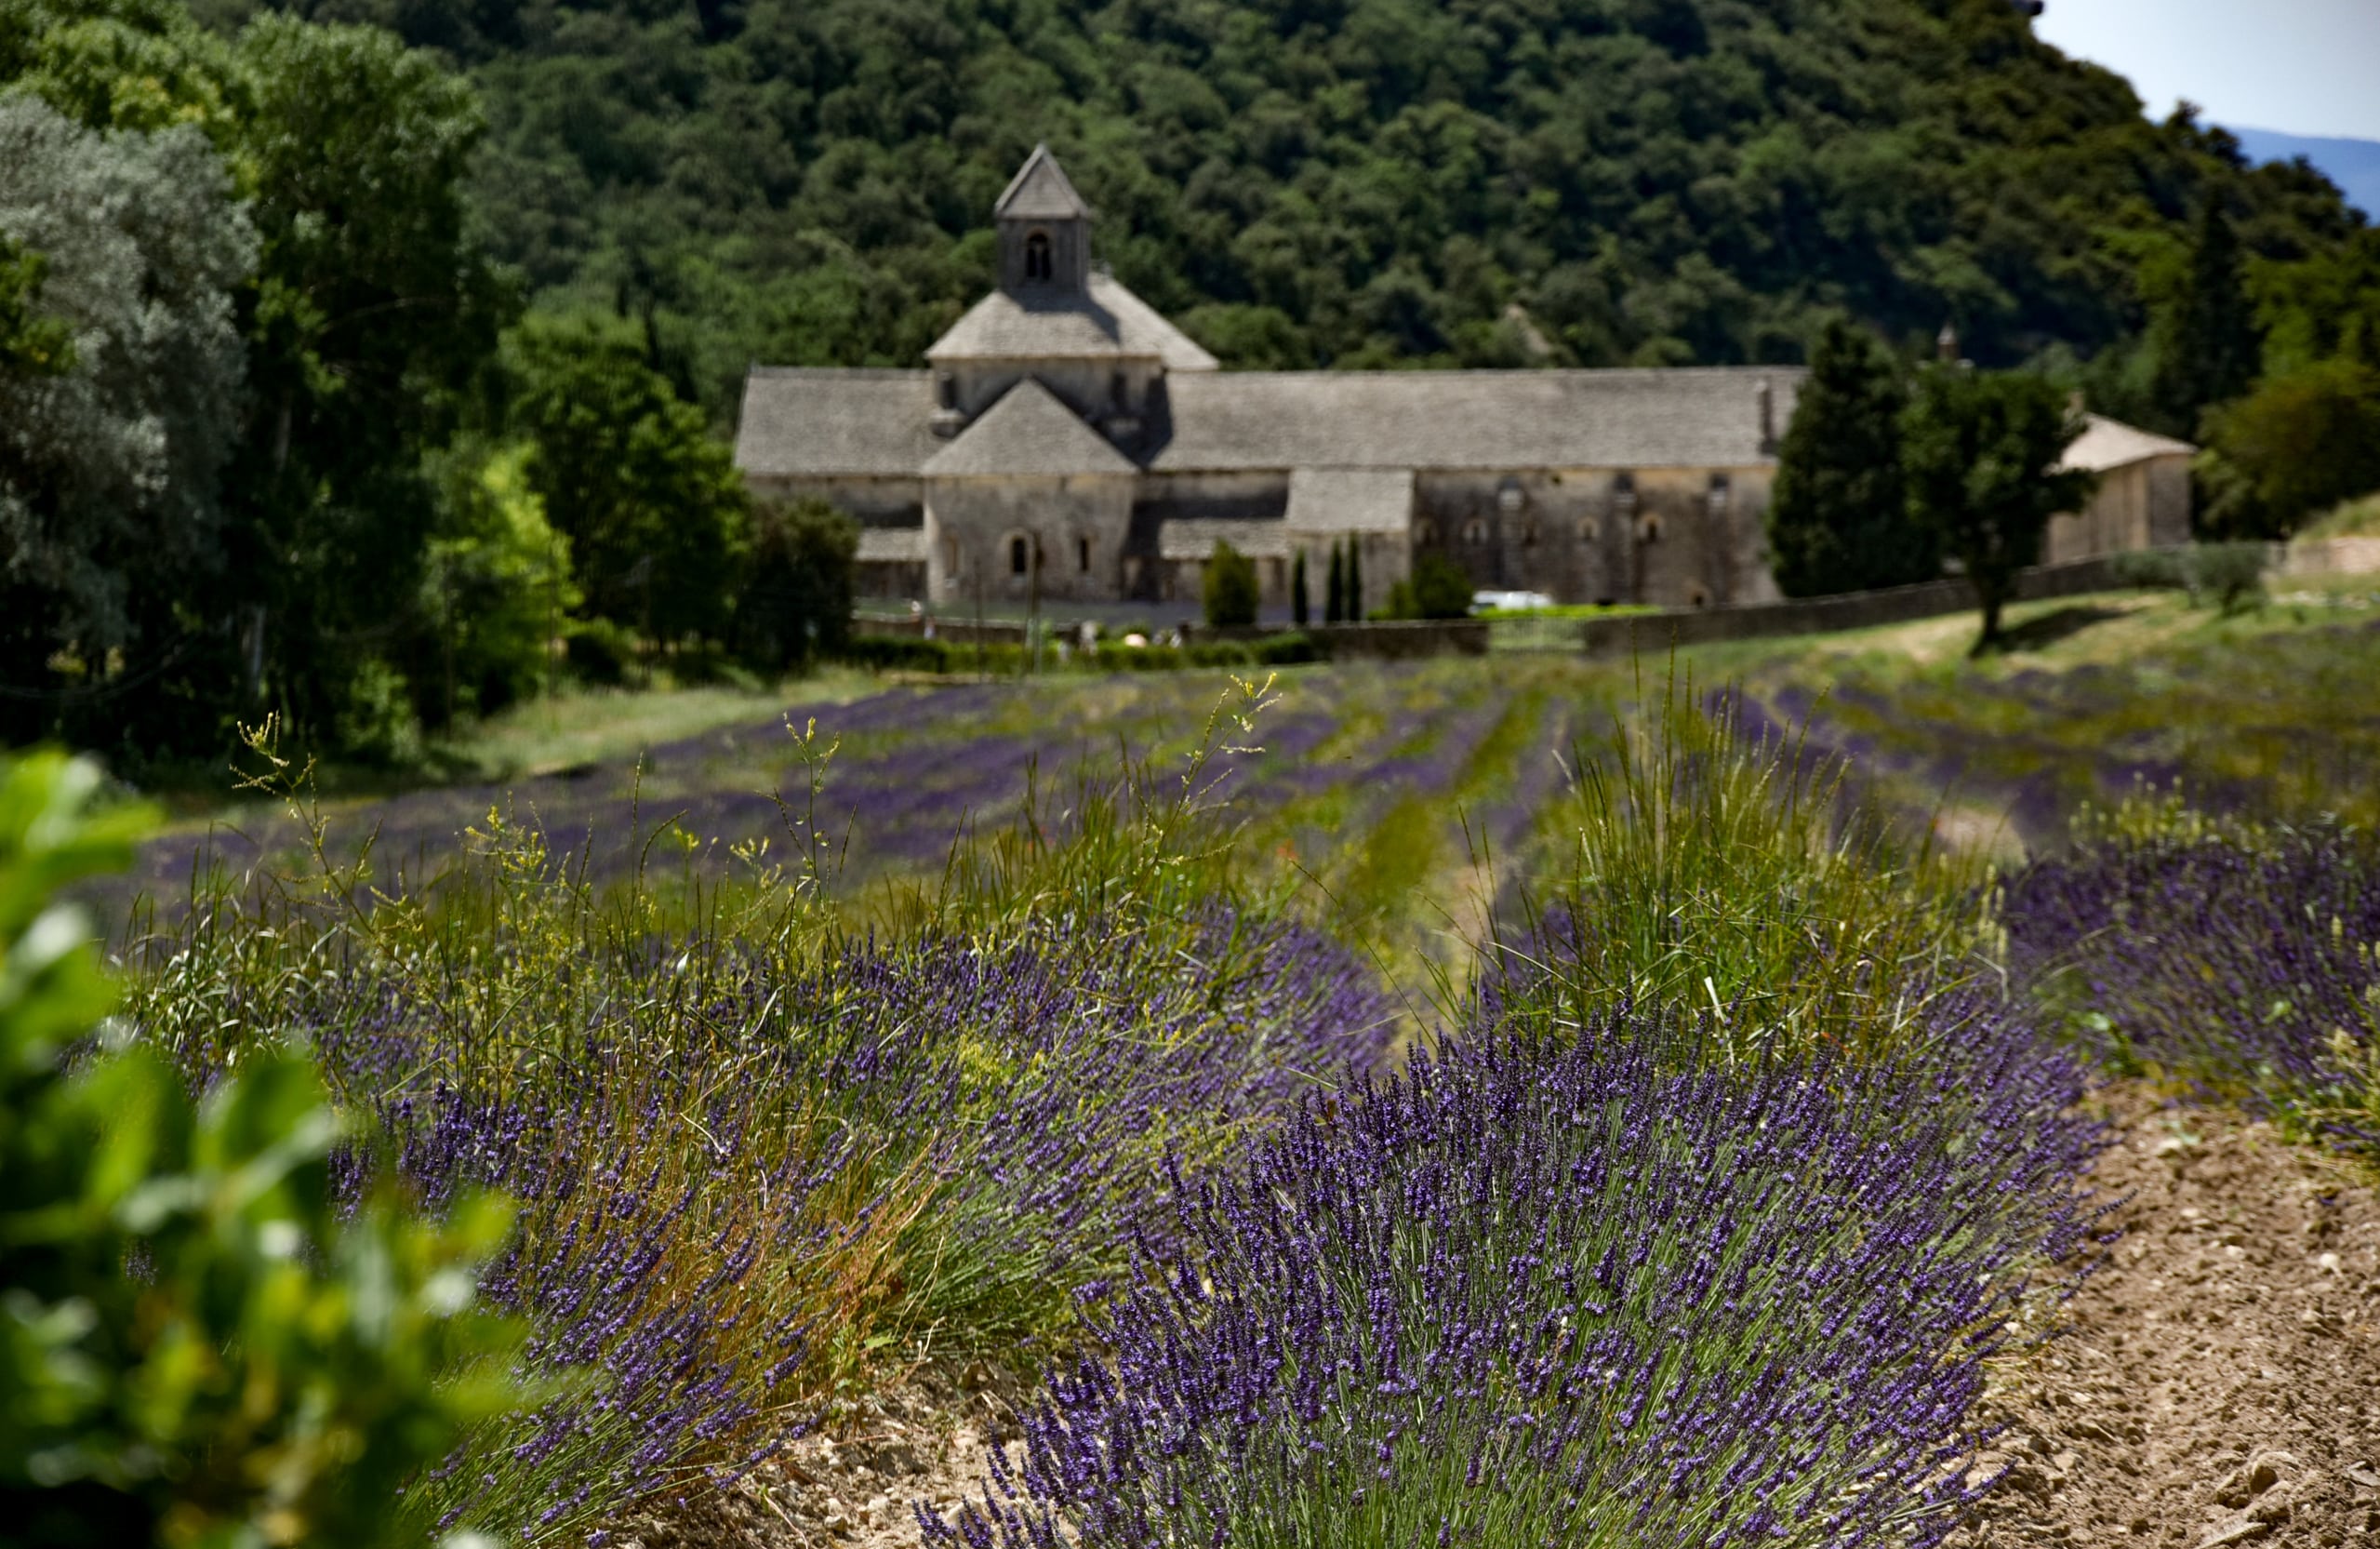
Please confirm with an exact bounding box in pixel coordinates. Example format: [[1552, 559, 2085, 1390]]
[[6, 0, 2377, 766], [202, 0, 2363, 420]]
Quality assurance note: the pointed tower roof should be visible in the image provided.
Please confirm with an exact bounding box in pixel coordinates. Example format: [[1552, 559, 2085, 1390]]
[[994, 144, 1091, 221], [921, 378, 1137, 478]]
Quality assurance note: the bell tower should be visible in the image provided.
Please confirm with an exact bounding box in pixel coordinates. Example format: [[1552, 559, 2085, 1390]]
[[995, 144, 1092, 299]]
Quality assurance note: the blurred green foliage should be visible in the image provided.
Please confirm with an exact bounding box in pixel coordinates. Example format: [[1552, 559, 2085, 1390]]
[[1201, 541, 1259, 629], [1767, 320, 1934, 597], [0, 749, 528, 1547], [1384, 552, 1475, 620], [1902, 366, 2095, 650]]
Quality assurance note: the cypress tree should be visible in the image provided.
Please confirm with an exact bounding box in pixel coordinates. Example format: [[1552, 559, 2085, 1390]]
[[1291, 547, 1310, 626], [1766, 319, 1935, 596], [1325, 541, 1344, 624], [1346, 540, 1363, 620], [2152, 194, 2262, 436]]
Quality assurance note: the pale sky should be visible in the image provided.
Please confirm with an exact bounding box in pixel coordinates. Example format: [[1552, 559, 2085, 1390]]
[[2035, 0, 2380, 141]]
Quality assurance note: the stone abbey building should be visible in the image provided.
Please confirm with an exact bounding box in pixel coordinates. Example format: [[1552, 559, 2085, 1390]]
[[734, 147, 2187, 612]]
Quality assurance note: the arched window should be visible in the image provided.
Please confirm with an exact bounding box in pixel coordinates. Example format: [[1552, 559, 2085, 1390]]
[[1687, 584, 1711, 608], [1009, 535, 1030, 575], [1640, 514, 1664, 543], [1576, 515, 1601, 544], [1613, 472, 1638, 520], [1416, 519, 1440, 545], [1462, 518, 1489, 546], [1025, 231, 1053, 283], [1077, 536, 1092, 574], [1707, 474, 1732, 516]]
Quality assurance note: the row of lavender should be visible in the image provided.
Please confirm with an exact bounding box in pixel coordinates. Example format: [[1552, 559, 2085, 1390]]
[[2002, 794, 2380, 1155], [933, 1001, 2103, 1549], [299, 908, 1398, 1542], [918, 690, 2117, 1549]]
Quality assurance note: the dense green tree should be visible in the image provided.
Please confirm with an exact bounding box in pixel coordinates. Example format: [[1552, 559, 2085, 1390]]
[[509, 319, 750, 645], [412, 439, 578, 726], [1346, 541, 1364, 621], [736, 496, 857, 670], [0, 96, 255, 748], [0, 236, 71, 376], [1203, 541, 1258, 629], [1291, 546, 1310, 628], [1325, 541, 1345, 626], [0, 0, 514, 763], [1766, 321, 1935, 596], [1902, 368, 2095, 652], [221, 15, 512, 754], [2147, 194, 2263, 437], [2198, 359, 2380, 539]]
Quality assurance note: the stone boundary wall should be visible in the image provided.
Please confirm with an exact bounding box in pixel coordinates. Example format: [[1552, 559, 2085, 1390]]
[[2275, 537, 2380, 578], [1574, 554, 2145, 657], [853, 612, 1031, 647]]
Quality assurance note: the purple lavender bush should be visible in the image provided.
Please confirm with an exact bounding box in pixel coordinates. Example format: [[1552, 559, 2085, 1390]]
[[273, 905, 1398, 1542], [933, 1006, 2104, 1549], [2002, 796, 2380, 1154]]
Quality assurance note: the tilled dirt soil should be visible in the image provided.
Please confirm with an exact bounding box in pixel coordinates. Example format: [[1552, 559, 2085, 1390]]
[[606, 1083, 2380, 1549], [1950, 1088, 2380, 1549]]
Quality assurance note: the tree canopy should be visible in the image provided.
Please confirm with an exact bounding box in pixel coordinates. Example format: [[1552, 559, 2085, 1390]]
[[188, 0, 2371, 423], [1902, 366, 2094, 651], [1765, 319, 1934, 597]]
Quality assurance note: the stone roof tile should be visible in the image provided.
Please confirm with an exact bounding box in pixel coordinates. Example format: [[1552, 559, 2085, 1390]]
[[2058, 413, 2197, 474], [734, 368, 939, 478], [1157, 518, 1295, 561], [1149, 368, 1801, 473], [926, 274, 1217, 370], [920, 378, 1137, 478], [994, 145, 1090, 220], [1284, 467, 1416, 534]]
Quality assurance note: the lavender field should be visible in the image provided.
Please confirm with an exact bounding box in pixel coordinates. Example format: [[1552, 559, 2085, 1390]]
[[56, 585, 2380, 1547]]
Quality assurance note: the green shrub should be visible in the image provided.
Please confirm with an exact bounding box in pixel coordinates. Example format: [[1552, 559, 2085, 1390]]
[[2111, 541, 2267, 614], [843, 634, 952, 672], [1383, 553, 1474, 619], [1250, 631, 1319, 664], [565, 616, 637, 683], [0, 750, 526, 1548], [1202, 541, 1259, 628], [1517, 676, 1987, 1059]]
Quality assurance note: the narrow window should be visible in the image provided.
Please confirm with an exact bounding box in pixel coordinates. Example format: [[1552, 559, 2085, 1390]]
[[1026, 231, 1052, 283], [1010, 536, 1029, 575], [1576, 515, 1600, 544], [1462, 518, 1488, 547], [1077, 536, 1092, 573]]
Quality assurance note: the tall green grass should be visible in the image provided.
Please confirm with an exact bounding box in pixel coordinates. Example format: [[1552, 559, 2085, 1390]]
[[1498, 673, 1989, 1060]]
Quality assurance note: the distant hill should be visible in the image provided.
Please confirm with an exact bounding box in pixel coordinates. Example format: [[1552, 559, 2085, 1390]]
[[2230, 127, 2380, 218], [199, 0, 2368, 418]]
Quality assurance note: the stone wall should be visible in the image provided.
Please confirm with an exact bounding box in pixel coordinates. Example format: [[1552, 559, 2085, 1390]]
[[2043, 455, 2193, 565], [924, 474, 1137, 606], [2274, 537, 2380, 577], [1413, 465, 1778, 608], [1574, 554, 2148, 656], [749, 474, 923, 525]]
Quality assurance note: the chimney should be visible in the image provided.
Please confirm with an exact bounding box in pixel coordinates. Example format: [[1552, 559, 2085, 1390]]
[[1756, 377, 1776, 455]]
